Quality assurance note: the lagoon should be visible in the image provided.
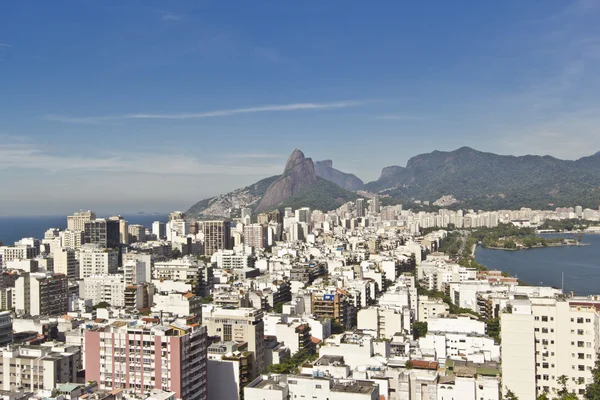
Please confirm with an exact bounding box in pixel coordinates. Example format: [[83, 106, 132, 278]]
[[475, 233, 600, 296]]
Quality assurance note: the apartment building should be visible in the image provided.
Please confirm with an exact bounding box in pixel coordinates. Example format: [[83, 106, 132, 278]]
[[0, 344, 80, 391], [85, 320, 208, 400], [502, 295, 600, 399], [15, 272, 69, 316], [79, 275, 125, 307], [79, 244, 119, 278], [200, 221, 231, 256], [0, 311, 12, 346], [202, 306, 265, 377]]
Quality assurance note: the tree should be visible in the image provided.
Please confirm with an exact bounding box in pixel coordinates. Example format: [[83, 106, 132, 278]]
[[536, 394, 550, 400], [405, 360, 413, 369], [412, 321, 428, 339], [273, 302, 284, 313], [585, 359, 600, 399], [93, 301, 111, 310], [555, 375, 578, 400], [503, 389, 518, 400]]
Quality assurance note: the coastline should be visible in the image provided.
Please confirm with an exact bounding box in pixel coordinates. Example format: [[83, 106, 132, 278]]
[[482, 242, 589, 251]]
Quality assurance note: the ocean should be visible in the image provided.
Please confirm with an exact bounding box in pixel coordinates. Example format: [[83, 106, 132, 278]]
[[475, 233, 600, 296], [0, 214, 168, 245]]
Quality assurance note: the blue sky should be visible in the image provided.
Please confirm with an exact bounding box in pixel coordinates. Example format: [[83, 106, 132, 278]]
[[1, 0, 600, 215]]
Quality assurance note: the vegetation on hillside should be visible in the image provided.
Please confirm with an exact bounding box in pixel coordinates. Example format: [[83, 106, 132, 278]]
[[365, 147, 600, 210], [271, 177, 359, 213]]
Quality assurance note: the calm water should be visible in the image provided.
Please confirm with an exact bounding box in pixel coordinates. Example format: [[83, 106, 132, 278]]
[[0, 214, 168, 245], [475, 234, 600, 296]]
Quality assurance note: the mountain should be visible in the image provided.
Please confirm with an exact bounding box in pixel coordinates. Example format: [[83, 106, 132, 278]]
[[255, 149, 319, 212], [314, 160, 364, 191], [365, 147, 600, 209], [186, 149, 358, 219]]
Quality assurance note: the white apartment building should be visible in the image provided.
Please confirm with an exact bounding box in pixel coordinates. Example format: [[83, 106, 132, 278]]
[[418, 296, 450, 322], [502, 295, 600, 399], [357, 307, 404, 339], [0, 344, 81, 392], [245, 374, 379, 400], [79, 244, 118, 278], [61, 229, 85, 250], [124, 260, 149, 285], [152, 292, 201, 318], [211, 250, 255, 269], [79, 275, 125, 307], [0, 245, 38, 269], [15, 272, 69, 316], [154, 256, 199, 281]]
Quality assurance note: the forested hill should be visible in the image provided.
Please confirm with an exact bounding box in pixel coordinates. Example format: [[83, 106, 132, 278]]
[[365, 147, 600, 209]]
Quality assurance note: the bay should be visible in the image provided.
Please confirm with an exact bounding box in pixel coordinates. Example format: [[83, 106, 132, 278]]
[[0, 214, 168, 246], [475, 233, 600, 296]]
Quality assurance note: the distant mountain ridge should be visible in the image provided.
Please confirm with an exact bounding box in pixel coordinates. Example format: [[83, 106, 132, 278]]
[[314, 160, 364, 191], [186, 149, 358, 219], [186, 146, 600, 219], [365, 147, 600, 209]]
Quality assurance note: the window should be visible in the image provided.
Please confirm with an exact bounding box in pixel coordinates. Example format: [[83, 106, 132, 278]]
[[542, 316, 548, 322]]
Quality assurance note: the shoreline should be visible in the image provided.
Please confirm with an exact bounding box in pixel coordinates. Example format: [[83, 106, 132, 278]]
[[482, 242, 589, 251]]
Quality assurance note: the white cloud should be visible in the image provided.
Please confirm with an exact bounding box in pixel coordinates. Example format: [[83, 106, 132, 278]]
[[44, 100, 367, 124], [0, 43, 11, 48], [162, 12, 181, 21]]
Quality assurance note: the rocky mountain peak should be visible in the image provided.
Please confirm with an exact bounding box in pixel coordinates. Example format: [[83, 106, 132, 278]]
[[284, 149, 308, 171], [255, 149, 318, 212]]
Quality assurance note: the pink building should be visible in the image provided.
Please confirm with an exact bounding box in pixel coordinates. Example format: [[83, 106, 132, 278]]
[[85, 320, 207, 400]]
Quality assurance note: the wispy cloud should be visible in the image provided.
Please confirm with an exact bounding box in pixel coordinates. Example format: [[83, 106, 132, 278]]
[[44, 100, 367, 124], [0, 43, 11, 48], [162, 12, 181, 21], [371, 114, 429, 121]]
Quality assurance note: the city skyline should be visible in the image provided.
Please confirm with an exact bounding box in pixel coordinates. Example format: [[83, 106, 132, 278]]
[[2, 1, 600, 214]]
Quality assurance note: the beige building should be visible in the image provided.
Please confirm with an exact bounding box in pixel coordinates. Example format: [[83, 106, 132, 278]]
[[202, 305, 265, 377], [67, 210, 96, 231]]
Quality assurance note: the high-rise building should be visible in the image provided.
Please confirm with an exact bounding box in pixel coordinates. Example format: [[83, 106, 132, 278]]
[[85, 320, 208, 400], [243, 224, 268, 249], [79, 275, 125, 307], [15, 272, 69, 316], [84, 219, 120, 248], [311, 291, 357, 330], [201, 221, 232, 256], [79, 244, 119, 278], [61, 229, 84, 250], [152, 221, 167, 239], [356, 198, 365, 217], [295, 207, 311, 224], [203, 306, 265, 378], [52, 248, 78, 279], [0, 311, 12, 346], [128, 224, 146, 243], [501, 296, 600, 399], [373, 196, 381, 213], [67, 210, 96, 232]]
